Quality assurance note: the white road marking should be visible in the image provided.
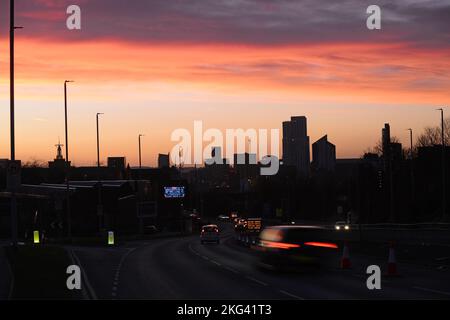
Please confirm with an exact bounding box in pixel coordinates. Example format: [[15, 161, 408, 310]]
[[245, 276, 268, 286], [69, 249, 98, 300], [413, 286, 450, 297], [279, 290, 304, 300], [436, 257, 450, 261], [224, 266, 240, 274], [108, 247, 137, 299], [211, 260, 222, 266]]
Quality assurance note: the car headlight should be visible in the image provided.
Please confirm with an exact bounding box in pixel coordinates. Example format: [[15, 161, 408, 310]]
[[335, 226, 340, 230], [344, 225, 350, 230]]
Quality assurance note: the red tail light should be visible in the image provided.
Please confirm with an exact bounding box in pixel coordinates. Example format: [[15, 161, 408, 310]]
[[304, 242, 338, 249], [260, 240, 300, 249]]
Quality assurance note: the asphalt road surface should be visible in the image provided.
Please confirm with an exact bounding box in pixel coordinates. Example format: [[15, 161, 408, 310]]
[[0, 246, 12, 300], [71, 224, 450, 300]]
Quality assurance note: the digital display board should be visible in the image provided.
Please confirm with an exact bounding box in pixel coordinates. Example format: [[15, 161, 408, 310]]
[[164, 186, 186, 198]]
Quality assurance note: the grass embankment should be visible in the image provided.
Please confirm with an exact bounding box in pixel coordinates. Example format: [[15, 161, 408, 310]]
[[5, 245, 81, 300]]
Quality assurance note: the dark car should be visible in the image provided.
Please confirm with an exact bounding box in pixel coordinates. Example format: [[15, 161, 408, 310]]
[[256, 226, 340, 271]]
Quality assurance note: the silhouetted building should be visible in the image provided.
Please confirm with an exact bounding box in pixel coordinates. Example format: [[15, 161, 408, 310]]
[[158, 154, 170, 168], [416, 146, 450, 220], [107, 157, 126, 170], [205, 147, 226, 165], [233, 153, 259, 188], [234, 153, 257, 166], [211, 146, 221, 159], [282, 116, 310, 176], [48, 141, 69, 169], [312, 135, 336, 172], [381, 123, 403, 222]]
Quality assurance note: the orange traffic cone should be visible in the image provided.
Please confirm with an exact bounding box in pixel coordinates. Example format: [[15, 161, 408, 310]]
[[387, 241, 398, 276], [341, 242, 351, 269]]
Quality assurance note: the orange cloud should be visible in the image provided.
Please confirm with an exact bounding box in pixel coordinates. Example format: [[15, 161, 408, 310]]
[[0, 37, 449, 165], [0, 37, 449, 104]]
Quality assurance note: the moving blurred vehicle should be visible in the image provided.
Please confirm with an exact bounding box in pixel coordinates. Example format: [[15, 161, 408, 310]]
[[256, 226, 339, 270], [200, 225, 220, 244], [335, 221, 350, 231]]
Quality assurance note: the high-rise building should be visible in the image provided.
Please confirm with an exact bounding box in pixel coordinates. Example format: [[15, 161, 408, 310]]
[[312, 135, 336, 172], [107, 157, 126, 170], [158, 153, 170, 168], [211, 146, 222, 160], [282, 116, 310, 176]]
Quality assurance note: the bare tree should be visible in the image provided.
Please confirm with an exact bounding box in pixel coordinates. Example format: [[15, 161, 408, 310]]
[[23, 158, 47, 168], [364, 136, 401, 157], [416, 118, 450, 148]]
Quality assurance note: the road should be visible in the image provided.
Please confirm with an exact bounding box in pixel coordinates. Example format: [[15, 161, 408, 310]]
[[0, 245, 12, 300], [71, 223, 450, 300]]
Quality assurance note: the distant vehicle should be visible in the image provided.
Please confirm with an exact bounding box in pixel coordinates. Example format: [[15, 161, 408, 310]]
[[335, 221, 350, 231], [218, 214, 230, 221], [229, 212, 238, 219], [144, 225, 158, 234], [200, 225, 220, 244], [256, 226, 339, 270]]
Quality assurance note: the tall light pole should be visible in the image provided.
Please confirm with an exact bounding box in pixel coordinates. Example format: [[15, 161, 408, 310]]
[[407, 128, 415, 210], [64, 80, 74, 241], [437, 108, 447, 220], [138, 134, 144, 169], [96, 113, 104, 168], [97, 113, 104, 231], [10, 0, 23, 247]]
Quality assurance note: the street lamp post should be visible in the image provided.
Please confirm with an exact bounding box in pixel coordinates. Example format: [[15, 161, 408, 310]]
[[138, 134, 144, 169], [97, 113, 104, 231], [9, 0, 23, 247], [438, 108, 447, 220], [64, 80, 74, 241], [407, 128, 415, 209]]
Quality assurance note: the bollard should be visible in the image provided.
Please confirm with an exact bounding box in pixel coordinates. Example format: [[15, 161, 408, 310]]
[[33, 231, 40, 244], [108, 231, 115, 245]]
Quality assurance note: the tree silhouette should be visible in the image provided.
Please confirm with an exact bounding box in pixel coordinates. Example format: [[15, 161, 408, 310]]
[[416, 117, 450, 148]]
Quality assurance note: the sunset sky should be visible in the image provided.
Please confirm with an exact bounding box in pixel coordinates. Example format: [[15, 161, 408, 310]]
[[0, 0, 449, 166]]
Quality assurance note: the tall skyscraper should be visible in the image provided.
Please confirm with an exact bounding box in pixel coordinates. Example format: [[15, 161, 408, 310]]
[[312, 135, 336, 172], [158, 153, 170, 168], [282, 116, 310, 176]]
